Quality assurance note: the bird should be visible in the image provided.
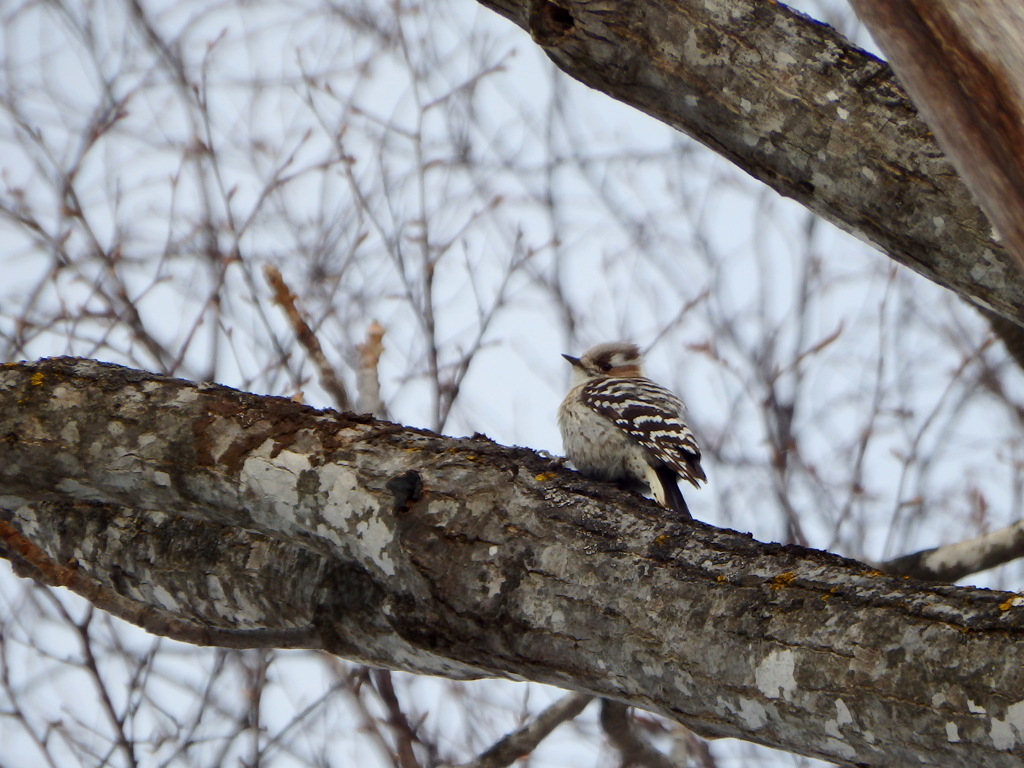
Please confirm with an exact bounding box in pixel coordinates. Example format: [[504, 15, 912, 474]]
[[557, 341, 706, 519]]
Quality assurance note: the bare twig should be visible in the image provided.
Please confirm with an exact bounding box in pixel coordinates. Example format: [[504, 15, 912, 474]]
[[450, 692, 592, 768], [371, 669, 425, 768], [600, 700, 678, 768], [342, 666, 410, 767], [264, 263, 352, 410], [674, 728, 718, 768], [356, 320, 387, 417], [70, 608, 140, 768]]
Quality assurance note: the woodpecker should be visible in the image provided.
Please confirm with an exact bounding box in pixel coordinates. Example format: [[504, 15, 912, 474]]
[[558, 341, 705, 519]]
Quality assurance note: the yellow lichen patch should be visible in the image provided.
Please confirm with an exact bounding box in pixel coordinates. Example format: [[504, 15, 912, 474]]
[[821, 585, 840, 602], [653, 534, 670, 546], [30, 372, 45, 386], [716, 574, 727, 583], [999, 596, 1024, 611], [861, 569, 884, 577], [534, 471, 557, 482], [769, 571, 797, 590]]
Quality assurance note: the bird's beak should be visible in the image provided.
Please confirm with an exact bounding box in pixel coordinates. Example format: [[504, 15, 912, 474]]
[[562, 354, 582, 367]]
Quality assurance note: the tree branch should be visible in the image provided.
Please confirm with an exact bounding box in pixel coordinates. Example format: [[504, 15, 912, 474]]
[[449, 692, 592, 768], [882, 519, 1024, 583], [265, 264, 352, 411], [371, 669, 425, 768], [0, 511, 320, 650], [473, 0, 1024, 328], [601, 700, 678, 768], [849, 1, 1024, 272], [4, 358, 1024, 766]]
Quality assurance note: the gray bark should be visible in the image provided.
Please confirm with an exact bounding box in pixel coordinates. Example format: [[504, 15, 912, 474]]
[[476, 0, 1024, 329], [4, 358, 1024, 766]]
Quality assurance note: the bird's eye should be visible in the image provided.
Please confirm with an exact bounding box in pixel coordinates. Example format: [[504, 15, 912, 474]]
[[599, 362, 612, 371]]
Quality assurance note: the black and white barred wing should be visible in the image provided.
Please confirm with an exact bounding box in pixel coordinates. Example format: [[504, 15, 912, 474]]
[[582, 377, 707, 487]]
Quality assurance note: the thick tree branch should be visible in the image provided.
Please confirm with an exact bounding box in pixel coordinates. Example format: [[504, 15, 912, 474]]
[[849, 1, 1024, 272], [4, 358, 1024, 766], [475, 0, 1024, 328], [0, 514, 320, 650]]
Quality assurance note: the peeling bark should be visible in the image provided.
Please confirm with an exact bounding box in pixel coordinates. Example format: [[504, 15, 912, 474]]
[[3, 358, 1024, 766], [475, 0, 1024, 328]]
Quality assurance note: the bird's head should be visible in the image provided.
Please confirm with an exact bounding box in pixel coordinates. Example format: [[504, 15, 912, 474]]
[[562, 341, 644, 382]]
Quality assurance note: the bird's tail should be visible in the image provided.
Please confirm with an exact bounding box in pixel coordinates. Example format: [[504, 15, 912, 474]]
[[653, 465, 692, 520]]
